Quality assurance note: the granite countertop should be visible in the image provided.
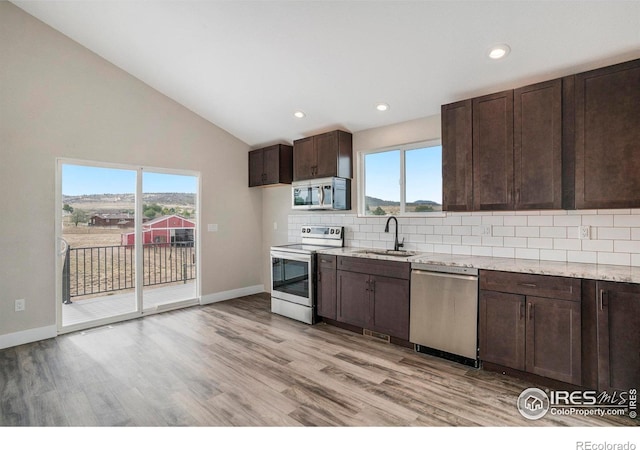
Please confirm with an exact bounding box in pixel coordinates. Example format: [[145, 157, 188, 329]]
[[317, 247, 640, 284]]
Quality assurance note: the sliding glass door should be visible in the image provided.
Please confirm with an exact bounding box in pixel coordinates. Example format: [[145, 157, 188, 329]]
[[56, 160, 199, 333]]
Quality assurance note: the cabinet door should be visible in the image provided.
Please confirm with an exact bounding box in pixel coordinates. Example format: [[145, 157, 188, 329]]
[[525, 296, 581, 385], [575, 59, 640, 209], [479, 290, 525, 370], [336, 270, 369, 328], [370, 275, 410, 340], [314, 131, 340, 179], [514, 79, 562, 209], [293, 136, 316, 181], [442, 100, 473, 211], [473, 90, 514, 210], [597, 281, 640, 391], [261, 145, 281, 185], [248, 149, 264, 187], [317, 258, 337, 320]]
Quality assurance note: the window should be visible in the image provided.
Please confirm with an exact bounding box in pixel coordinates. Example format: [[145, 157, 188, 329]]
[[360, 141, 442, 216]]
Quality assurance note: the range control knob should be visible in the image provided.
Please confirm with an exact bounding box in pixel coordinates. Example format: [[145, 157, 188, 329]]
[[306, 228, 311, 233], [335, 228, 341, 235], [330, 229, 334, 234]]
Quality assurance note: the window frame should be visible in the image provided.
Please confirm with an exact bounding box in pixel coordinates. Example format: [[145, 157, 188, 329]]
[[357, 139, 444, 217]]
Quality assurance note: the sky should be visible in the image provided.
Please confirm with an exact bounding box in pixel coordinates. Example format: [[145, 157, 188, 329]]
[[365, 145, 442, 203], [62, 164, 197, 195]]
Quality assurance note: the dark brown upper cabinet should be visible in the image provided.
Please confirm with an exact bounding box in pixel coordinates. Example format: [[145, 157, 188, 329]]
[[573, 58, 640, 209], [248, 144, 293, 187], [472, 90, 515, 210], [293, 130, 352, 181], [514, 79, 563, 209], [442, 100, 473, 211]]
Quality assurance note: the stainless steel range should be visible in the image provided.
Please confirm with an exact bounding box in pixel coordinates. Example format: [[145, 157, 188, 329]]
[[270, 225, 344, 324]]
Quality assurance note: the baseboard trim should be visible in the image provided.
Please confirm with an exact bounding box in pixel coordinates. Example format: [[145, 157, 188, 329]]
[[200, 284, 265, 305], [0, 325, 57, 350]]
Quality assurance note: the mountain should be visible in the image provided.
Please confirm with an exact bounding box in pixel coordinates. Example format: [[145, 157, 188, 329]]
[[365, 196, 441, 207]]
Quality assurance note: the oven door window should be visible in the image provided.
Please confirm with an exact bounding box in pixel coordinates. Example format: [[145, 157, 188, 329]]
[[272, 257, 309, 299]]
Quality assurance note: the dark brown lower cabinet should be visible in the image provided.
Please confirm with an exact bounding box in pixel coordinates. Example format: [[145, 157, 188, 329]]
[[336, 256, 410, 341], [596, 281, 640, 391], [479, 270, 582, 385], [479, 291, 525, 370], [316, 255, 337, 320]]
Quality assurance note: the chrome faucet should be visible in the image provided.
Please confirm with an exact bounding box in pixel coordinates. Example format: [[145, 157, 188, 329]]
[[384, 216, 404, 251]]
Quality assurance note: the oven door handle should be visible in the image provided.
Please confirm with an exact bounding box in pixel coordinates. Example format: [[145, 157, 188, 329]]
[[270, 250, 312, 263]]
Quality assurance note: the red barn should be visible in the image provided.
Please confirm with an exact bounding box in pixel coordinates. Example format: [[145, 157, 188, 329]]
[[121, 214, 195, 246]]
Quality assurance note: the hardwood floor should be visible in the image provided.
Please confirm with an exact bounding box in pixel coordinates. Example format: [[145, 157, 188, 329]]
[[0, 293, 636, 427]]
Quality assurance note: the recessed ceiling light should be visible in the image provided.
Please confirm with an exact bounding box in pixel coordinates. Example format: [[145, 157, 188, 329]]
[[488, 44, 511, 60], [293, 111, 305, 118], [376, 103, 390, 112]]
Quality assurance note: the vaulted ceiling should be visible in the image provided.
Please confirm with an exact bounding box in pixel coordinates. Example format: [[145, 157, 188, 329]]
[[12, 1, 640, 148]]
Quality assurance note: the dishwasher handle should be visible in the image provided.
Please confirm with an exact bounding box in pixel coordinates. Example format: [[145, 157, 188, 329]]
[[411, 269, 478, 282]]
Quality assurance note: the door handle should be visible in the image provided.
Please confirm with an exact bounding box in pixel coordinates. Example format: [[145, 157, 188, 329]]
[[528, 302, 534, 321], [518, 283, 537, 288], [371, 279, 375, 292], [365, 279, 370, 291], [599, 289, 608, 310]]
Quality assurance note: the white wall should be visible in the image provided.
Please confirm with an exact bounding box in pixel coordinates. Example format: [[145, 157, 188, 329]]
[[0, 3, 263, 346]]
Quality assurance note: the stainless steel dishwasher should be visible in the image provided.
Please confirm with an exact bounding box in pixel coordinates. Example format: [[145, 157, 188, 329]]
[[410, 263, 479, 367]]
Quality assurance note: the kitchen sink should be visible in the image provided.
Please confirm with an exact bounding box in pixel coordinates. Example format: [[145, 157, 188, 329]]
[[356, 249, 419, 257]]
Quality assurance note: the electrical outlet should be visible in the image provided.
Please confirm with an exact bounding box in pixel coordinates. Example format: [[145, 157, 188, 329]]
[[480, 225, 492, 236], [15, 299, 25, 312], [579, 225, 590, 240]]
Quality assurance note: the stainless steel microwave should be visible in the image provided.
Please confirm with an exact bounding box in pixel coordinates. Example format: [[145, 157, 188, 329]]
[[292, 177, 351, 210]]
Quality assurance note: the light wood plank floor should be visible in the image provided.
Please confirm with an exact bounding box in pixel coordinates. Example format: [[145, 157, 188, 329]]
[[0, 293, 636, 427]]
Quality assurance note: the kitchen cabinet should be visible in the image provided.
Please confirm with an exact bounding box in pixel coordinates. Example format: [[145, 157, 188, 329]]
[[479, 270, 582, 385], [441, 99, 473, 211], [248, 144, 293, 187], [336, 256, 410, 341], [573, 58, 640, 209], [595, 281, 640, 391], [293, 130, 352, 181], [472, 90, 514, 210], [514, 79, 563, 209], [442, 79, 563, 211], [316, 254, 337, 320]]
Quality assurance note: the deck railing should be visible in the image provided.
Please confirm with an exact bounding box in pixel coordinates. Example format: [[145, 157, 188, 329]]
[[62, 243, 195, 303]]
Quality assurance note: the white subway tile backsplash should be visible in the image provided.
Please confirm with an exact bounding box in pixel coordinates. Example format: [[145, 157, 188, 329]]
[[598, 252, 631, 266], [528, 216, 553, 226], [515, 227, 540, 238], [614, 215, 640, 227], [581, 239, 614, 252], [553, 238, 582, 251], [540, 226, 567, 238], [492, 247, 515, 258], [554, 215, 582, 227], [451, 245, 472, 255], [434, 225, 452, 235], [613, 240, 640, 253], [527, 238, 553, 249], [598, 227, 631, 240], [504, 237, 528, 248], [568, 251, 597, 264], [516, 248, 540, 260], [482, 216, 505, 225], [452, 225, 472, 236], [493, 226, 515, 237], [472, 247, 493, 256], [582, 214, 614, 227], [540, 249, 567, 262], [503, 216, 528, 226], [289, 210, 640, 267]]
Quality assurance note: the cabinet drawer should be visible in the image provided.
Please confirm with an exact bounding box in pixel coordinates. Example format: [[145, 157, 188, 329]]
[[479, 270, 580, 302], [337, 256, 410, 280], [318, 254, 336, 269]]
